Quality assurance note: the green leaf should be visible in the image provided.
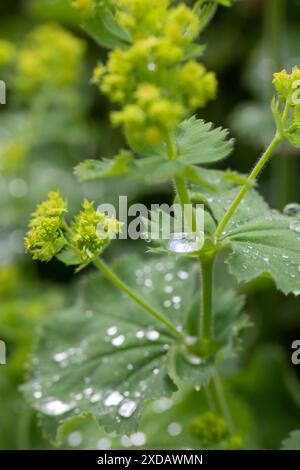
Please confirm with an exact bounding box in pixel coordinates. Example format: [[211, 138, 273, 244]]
[[74, 150, 133, 182], [82, 5, 131, 50], [175, 117, 234, 165], [138, 117, 233, 166], [195, 186, 300, 294], [281, 430, 300, 450], [22, 256, 196, 439], [225, 215, 300, 295]]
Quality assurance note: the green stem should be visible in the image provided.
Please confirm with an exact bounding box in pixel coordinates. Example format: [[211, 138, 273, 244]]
[[207, 370, 234, 433], [200, 253, 215, 341], [199, 252, 234, 431], [93, 257, 184, 339], [166, 134, 197, 232], [215, 133, 283, 239]]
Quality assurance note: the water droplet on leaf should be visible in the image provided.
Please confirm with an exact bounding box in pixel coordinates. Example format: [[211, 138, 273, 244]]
[[168, 232, 203, 254], [118, 399, 137, 418]]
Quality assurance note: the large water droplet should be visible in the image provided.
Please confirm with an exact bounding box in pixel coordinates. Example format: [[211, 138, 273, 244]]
[[40, 398, 75, 416], [168, 232, 203, 254], [283, 203, 300, 217], [104, 391, 123, 407], [118, 399, 137, 418]]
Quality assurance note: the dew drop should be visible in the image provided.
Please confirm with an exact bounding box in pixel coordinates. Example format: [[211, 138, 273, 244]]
[[40, 398, 75, 416], [107, 326, 118, 336], [136, 330, 145, 339], [118, 399, 137, 418], [178, 270, 189, 280], [152, 398, 173, 413], [130, 432, 147, 446], [104, 391, 124, 407], [168, 232, 203, 254], [167, 422, 182, 437], [147, 62, 157, 71], [68, 431, 83, 447], [53, 351, 68, 362], [97, 438, 111, 450], [112, 335, 125, 347], [90, 393, 101, 403], [146, 330, 160, 341], [164, 285, 173, 293]]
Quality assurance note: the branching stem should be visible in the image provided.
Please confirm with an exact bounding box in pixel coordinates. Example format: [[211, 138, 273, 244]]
[[93, 257, 184, 339]]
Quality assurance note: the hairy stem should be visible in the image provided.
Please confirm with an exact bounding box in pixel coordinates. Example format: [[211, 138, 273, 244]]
[[199, 252, 234, 430], [93, 257, 184, 339], [166, 134, 197, 232], [200, 253, 215, 341], [214, 133, 283, 239]]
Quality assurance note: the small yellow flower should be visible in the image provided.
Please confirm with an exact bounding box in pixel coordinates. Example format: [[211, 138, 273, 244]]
[[91, 63, 106, 84], [15, 24, 86, 96]]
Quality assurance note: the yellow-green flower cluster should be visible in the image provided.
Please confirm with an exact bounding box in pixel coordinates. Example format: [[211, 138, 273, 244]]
[[14, 24, 86, 97], [191, 411, 228, 445], [25, 192, 68, 262], [273, 67, 300, 138], [72, 200, 122, 261], [273, 67, 300, 103], [111, 83, 184, 144], [93, 1, 217, 145], [25, 194, 122, 264], [0, 39, 15, 68]]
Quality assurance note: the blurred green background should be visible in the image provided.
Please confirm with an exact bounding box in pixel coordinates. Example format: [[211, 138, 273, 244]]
[[0, 0, 300, 450]]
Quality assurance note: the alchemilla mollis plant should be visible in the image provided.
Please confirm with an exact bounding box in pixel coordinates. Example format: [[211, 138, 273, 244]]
[[23, 0, 300, 449]]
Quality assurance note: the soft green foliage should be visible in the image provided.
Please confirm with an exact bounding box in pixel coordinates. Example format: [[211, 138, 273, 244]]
[[22, 253, 249, 438], [13, 24, 86, 97]]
